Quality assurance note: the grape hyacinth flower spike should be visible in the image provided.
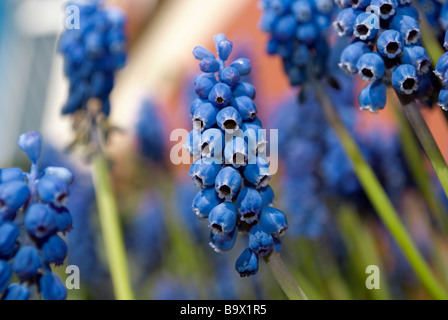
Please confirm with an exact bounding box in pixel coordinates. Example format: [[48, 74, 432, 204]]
[[331, 0, 437, 112], [58, 0, 133, 300], [0, 132, 73, 300], [58, 0, 127, 155], [330, 0, 448, 218], [259, 0, 337, 86], [259, 0, 448, 300], [186, 34, 307, 300]]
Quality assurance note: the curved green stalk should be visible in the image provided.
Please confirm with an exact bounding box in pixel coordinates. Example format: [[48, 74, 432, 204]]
[[337, 205, 391, 300], [389, 95, 448, 233], [396, 95, 448, 204], [311, 77, 448, 300], [263, 251, 309, 300], [92, 154, 134, 300]]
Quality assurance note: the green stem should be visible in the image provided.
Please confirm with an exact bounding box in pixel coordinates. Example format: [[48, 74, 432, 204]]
[[390, 96, 448, 233], [337, 205, 391, 300], [311, 77, 448, 300], [92, 155, 134, 300], [397, 95, 448, 203], [263, 251, 309, 300]]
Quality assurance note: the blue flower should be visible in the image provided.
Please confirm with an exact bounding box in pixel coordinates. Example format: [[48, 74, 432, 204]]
[[214, 34, 233, 61], [192, 187, 223, 219], [370, 0, 398, 20], [39, 273, 67, 300], [135, 98, 166, 163], [249, 224, 274, 257], [0, 223, 20, 257], [0, 260, 12, 293], [0, 133, 73, 300], [358, 81, 387, 112], [353, 12, 379, 40], [339, 41, 371, 74], [357, 52, 385, 81], [195, 74, 217, 99], [24, 204, 58, 239], [260, 206, 288, 237], [435, 52, 448, 80], [186, 34, 286, 276], [216, 107, 243, 133], [192, 102, 219, 131], [0, 168, 25, 184], [235, 248, 259, 277], [214, 166, 242, 201], [209, 228, 238, 252], [260, 0, 336, 85], [259, 185, 275, 206], [12, 246, 41, 280], [224, 136, 248, 168], [0, 181, 30, 213], [2, 284, 30, 300], [233, 82, 257, 99], [230, 58, 251, 75], [232, 96, 258, 121], [437, 87, 448, 111], [200, 129, 224, 158], [37, 175, 70, 208], [392, 64, 419, 95], [189, 158, 222, 188], [58, 1, 127, 116], [208, 202, 238, 235], [333, 8, 359, 36], [390, 14, 421, 45], [377, 30, 403, 59], [241, 157, 271, 188], [236, 188, 263, 224], [17, 131, 41, 163], [41, 235, 68, 266], [209, 83, 233, 108], [220, 67, 241, 89], [401, 46, 431, 74]]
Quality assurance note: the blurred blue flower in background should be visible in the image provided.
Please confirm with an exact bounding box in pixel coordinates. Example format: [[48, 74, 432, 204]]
[[135, 98, 166, 164], [272, 71, 411, 238], [126, 191, 166, 285]]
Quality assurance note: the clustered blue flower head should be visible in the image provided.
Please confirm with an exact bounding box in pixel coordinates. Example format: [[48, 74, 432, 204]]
[[185, 34, 288, 277], [58, 0, 127, 116], [259, 0, 337, 85], [135, 98, 166, 164], [0, 132, 73, 300], [333, 0, 438, 112]]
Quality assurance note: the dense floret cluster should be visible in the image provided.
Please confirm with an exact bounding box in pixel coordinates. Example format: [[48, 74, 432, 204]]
[[58, 0, 127, 116], [0, 132, 73, 300], [185, 34, 287, 277], [259, 0, 337, 85], [333, 0, 438, 112]]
